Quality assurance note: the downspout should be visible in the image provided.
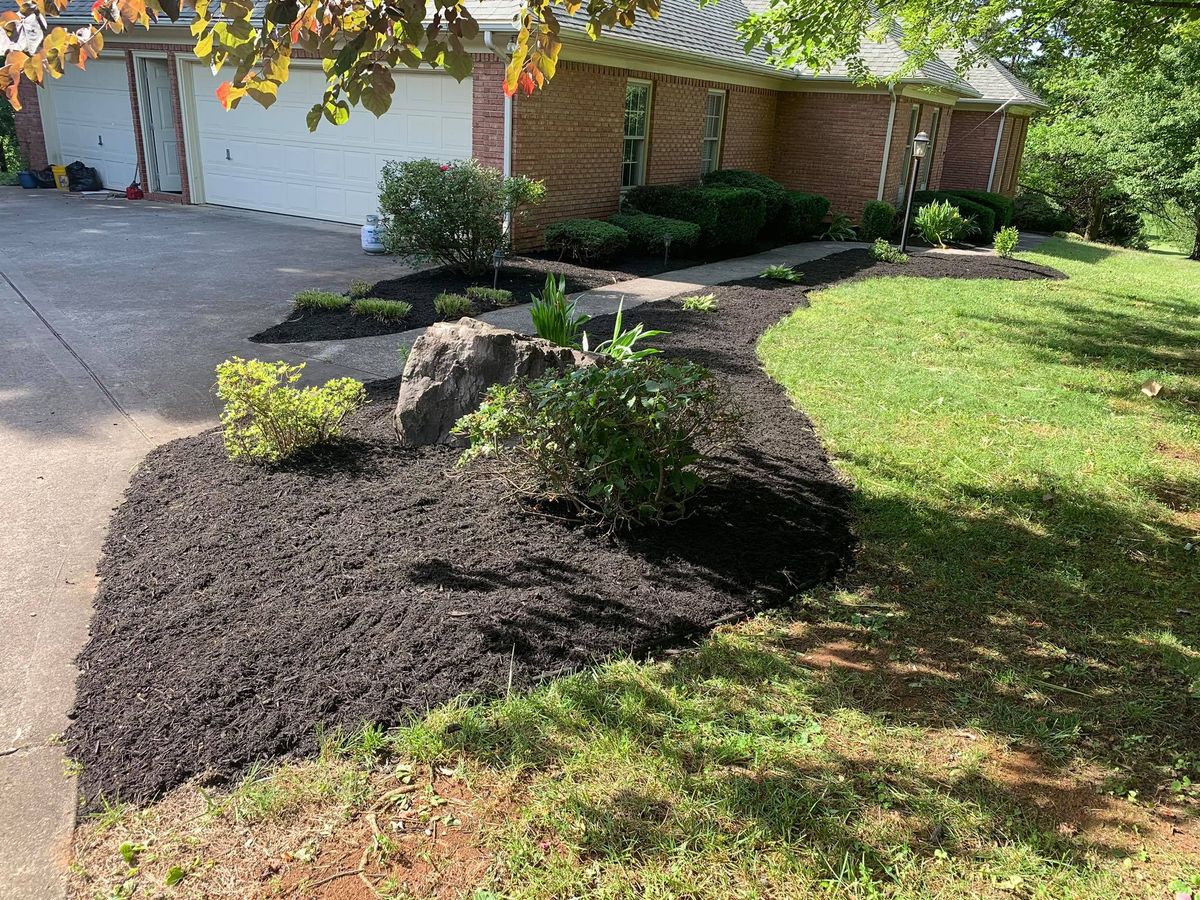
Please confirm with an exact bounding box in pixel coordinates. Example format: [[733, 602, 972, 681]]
[[986, 98, 1016, 192], [483, 30, 515, 235], [877, 84, 898, 201]]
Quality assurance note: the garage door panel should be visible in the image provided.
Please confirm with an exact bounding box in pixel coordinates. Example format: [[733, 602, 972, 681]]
[[45, 59, 139, 189], [190, 63, 472, 223]]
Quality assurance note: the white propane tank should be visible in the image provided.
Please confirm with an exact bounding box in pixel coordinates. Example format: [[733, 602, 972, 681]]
[[361, 215, 386, 254]]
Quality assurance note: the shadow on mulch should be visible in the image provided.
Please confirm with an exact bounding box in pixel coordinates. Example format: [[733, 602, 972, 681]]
[[66, 248, 1064, 809], [249, 253, 681, 344]]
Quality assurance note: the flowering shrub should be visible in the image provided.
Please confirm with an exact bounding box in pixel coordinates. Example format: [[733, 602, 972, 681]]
[[378, 159, 544, 276]]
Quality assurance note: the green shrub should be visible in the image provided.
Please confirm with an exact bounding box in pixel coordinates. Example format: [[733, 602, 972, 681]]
[[914, 200, 972, 248], [911, 191, 996, 241], [607, 213, 701, 255], [433, 292, 475, 319], [702, 169, 787, 221], [860, 200, 897, 242], [871, 238, 909, 264], [680, 293, 717, 312], [529, 274, 588, 348], [822, 214, 857, 241], [1014, 192, 1074, 233], [348, 279, 373, 300], [993, 226, 1020, 258], [378, 158, 544, 277], [351, 298, 413, 321], [761, 264, 802, 283], [294, 290, 351, 311], [582, 301, 665, 362], [625, 185, 767, 249], [544, 218, 630, 263], [942, 189, 1015, 227], [215, 358, 366, 464], [454, 358, 733, 527], [779, 192, 832, 240], [466, 285, 514, 307]]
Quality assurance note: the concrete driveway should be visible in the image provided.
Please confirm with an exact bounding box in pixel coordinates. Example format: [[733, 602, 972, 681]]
[[0, 190, 410, 899]]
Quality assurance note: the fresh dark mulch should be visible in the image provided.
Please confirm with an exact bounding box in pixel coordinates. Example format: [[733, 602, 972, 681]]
[[784, 247, 1066, 290], [67, 248, 1063, 808], [250, 252, 679, 344]]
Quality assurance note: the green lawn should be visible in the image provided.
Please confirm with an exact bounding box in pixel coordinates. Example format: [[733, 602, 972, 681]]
[[72, 240, 1200, 899]]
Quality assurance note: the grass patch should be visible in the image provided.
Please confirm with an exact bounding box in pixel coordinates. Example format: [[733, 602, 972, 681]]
[[351, 297, 413, 322], [293, 289, 351, 311]]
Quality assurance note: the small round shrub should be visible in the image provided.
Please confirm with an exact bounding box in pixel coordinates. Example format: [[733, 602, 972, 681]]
[[544, 219, 630, 263], [860, 200, 896, 242], [779, 192, 832, 240], [993, 226, 1020, 258], [702, 169, 787, 220], [607, 212, 701, 255]]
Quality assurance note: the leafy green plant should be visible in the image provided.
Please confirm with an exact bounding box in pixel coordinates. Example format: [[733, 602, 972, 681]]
[[293, 289, 351, 311], [680, 293, 717, 312], [993, 226, 1020, 258], [913, 200, 972, 248], [779, 191, 832, 240], [942, 189, 1015, 227], [860, 200, 896, 242], [912, 191, 996, 240], [544, 218, 630, 263], [348, 279, 372, 300], [433, 292, 475, 319], [351, 298, 413, 321], [466, 285, 514, 307], [821, 214, 856, 241], [582, 301, 665, 362], [871, 238, 909, 264], [378, 158, 544, 277], [607, 212, 701, 255], [529, 273, 588, 347], [215, 358, 366, 464], [761, 264, 802, 283], [455, 358, 733, 527]]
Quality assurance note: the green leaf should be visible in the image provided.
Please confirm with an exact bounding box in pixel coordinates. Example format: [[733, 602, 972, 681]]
[[164, 865, 187, 886]]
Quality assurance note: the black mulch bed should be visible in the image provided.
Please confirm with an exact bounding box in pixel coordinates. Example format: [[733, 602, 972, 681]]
[[67, 248, 1064, 807], [785, 247, 1066, 289], [249, 252, 679, 344]]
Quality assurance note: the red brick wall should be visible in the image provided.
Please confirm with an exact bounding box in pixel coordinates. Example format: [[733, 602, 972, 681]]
[[997, 114, 1028, 197], [471, 54, 505, 171], [773, 91, 892, 220], [510, 61, 779, 248], [14, 79, 48, 170], [721, 88, 776, 173], [939, 108, 1000, 192]]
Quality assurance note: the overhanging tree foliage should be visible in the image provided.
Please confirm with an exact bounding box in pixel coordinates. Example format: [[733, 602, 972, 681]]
[[2, 0, 1199, 131]]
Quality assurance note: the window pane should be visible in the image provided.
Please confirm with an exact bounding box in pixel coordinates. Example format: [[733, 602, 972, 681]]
[[625, 84, 649, 139]]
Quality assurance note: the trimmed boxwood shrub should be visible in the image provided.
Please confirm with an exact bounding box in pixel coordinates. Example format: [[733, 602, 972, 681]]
[[625, 185, 767, 249], [942, 189, 1016, 228], [702, 169, 787, 221], [911, 191, 996, 242], [608, 212, 701, 255], [544, 218, 630, 262], [779, 191, 832, 240], [860, 200, 896, 242]]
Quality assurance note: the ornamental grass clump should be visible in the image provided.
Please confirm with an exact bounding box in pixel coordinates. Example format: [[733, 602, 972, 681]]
[[466, 285, 514, 307], [529, 273, 589, 347], [294, 289, 351, 311], [351, 298, 413, 321], [215, 358, 366, 464], [454, 358, 734, 528], [914, 200, 972, 248], [433, 292, 475, 319]]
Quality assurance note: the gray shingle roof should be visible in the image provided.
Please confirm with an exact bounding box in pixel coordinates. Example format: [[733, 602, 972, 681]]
[[938, 49, 1046, 107]]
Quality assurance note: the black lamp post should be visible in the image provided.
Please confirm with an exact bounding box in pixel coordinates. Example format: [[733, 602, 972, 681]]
[[898, 130, 930, 253]]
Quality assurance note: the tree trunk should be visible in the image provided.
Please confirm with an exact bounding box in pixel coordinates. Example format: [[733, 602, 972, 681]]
[[1192, 210, 1200, 261], [1085, 197, 1104, 241]]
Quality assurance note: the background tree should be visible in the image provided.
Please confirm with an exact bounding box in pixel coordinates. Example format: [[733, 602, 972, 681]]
[[2, 0, 1199, 131]]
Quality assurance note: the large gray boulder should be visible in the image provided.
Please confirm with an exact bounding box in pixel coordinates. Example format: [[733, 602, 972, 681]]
[[394, 317, 602, 447]]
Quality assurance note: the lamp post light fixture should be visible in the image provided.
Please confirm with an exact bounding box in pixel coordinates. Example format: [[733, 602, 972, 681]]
[[492, 247, 505, 291], [898, 130, 931, 254], [663, 232, 673, 266]]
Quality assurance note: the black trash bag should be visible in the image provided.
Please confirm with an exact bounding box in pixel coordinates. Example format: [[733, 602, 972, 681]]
[[34, 167, 56, 189], [65, 160, 102, 192]]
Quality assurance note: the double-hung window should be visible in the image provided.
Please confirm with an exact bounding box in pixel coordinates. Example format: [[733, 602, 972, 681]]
[[622, 80, 652, 189], [700, 90, 726, 175], [919, 108, 941, 190]]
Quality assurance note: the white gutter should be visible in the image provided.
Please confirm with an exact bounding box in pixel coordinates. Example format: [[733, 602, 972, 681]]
[[482, 30, 513, 181], [877, 83, 898, 201], [986, 98, 1016, 192]]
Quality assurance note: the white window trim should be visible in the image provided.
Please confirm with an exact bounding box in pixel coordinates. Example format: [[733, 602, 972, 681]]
[[622, 78, 653, 190], [919, 108, 941, 191], [700, 89, 726, 176]]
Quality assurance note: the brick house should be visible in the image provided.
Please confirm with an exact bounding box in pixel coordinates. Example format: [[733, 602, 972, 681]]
[[9, 0, 1042, 247]]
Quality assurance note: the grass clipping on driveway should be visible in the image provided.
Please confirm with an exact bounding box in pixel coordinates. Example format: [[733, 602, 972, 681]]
[[70, 241, 1200, 899]]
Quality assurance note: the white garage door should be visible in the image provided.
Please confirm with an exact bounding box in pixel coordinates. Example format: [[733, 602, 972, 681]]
[[189, 65, 472, 224], [43, 58, 139, 190]]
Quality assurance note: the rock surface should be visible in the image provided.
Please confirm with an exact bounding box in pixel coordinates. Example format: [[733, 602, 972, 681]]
[[394, 317, 601, 447]]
